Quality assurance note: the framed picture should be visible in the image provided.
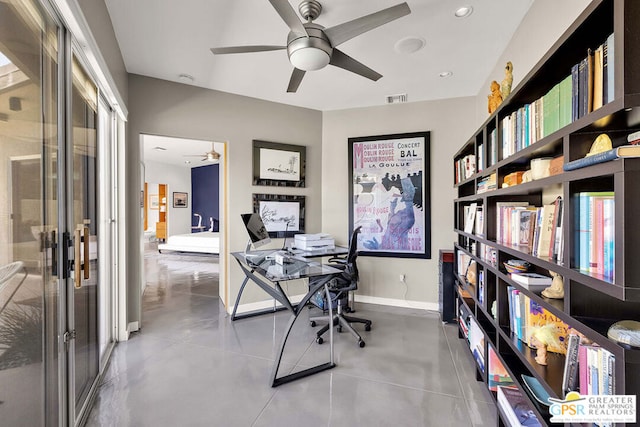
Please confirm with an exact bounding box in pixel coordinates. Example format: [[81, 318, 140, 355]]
[[173, 192, 188, 208], [253, 140, 306, 187], [149, 194, 159, 210], [252, 193, 305, 238], [348, 131, 431, 259]]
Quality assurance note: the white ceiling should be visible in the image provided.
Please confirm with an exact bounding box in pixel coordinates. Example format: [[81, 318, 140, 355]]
[[142, 134, 224, 168], [104, 0, 534, 111]]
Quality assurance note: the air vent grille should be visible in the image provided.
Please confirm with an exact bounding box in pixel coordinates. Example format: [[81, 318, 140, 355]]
[[386, 93, 408, 104]]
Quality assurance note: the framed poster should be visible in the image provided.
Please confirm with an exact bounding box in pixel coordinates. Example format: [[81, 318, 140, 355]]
[[173, 192, 188, 208], [252, 193, 305, 238], [348, 131, 431, 259], [253, 140, 306, 187]]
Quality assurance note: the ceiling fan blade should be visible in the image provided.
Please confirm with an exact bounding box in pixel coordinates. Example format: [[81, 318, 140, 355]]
[[287, 68, 306, 93], [329, 49, 382, 81], [210, 45, 286, 55], [324, 2, 411, 47], [269, 0, 308, 36]]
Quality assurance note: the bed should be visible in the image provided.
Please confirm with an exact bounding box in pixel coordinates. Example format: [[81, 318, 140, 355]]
[[158, 232, 220, 254]]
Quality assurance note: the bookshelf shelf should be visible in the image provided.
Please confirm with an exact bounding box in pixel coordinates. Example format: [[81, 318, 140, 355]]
[[453, 1, 640, 425]]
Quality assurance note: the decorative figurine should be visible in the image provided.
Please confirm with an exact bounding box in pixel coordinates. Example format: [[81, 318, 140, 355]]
[[529, 324, 561, 365], [586, 133, 613, 156], [488, 81, 503, 114], [501, 61, 513, 101], [542, 271, 564, 299]]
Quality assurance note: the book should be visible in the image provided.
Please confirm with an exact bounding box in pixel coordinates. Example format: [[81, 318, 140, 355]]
[[526, 299, 570, 354], [542, 83, 560, 137], [510, 272, 552, 288], [464, 203, 477, 234], [475, 206, 484, 237], [559, 74, 573, 128], [563, 144, 640, 171], [535, 203, 556, 259], [606, 32, 614, 104], [592, 44, 604, 110], [497, 386, 542, 427], [562, 333, 581, 395], [627, 130, 640, 144], [488, 346, 514, 391]]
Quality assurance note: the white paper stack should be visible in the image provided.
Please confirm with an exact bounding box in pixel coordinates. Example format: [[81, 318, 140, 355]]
[[294, 233, 335, 250]]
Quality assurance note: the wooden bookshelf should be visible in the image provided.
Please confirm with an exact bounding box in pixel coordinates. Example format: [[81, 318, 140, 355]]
[[453, 1, 640, 425]]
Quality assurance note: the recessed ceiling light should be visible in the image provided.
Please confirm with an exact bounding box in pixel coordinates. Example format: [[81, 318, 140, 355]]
[[185, 160, 191, 164], [394, 36, 426, 54], [455, 6, 473, 18], [439, 71, 453, 78], [179, 74, 194, 84]]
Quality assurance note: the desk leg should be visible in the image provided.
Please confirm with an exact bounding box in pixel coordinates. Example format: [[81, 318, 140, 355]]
[[270, 277, 336, 387], [230, 265, 293, 321]]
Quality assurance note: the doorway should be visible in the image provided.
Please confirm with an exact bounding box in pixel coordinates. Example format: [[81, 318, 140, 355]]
[[140, 135, 226, 308]]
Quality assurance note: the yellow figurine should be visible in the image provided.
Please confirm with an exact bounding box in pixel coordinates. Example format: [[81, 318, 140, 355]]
[[488, 81, 502, 114], [501, 61, 513, 101], [586, 133, 613, 156]]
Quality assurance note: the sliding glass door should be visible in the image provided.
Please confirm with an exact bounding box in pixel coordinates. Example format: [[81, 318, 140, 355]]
[[0, 0, 62, 424], [0, 0, 116, 425]]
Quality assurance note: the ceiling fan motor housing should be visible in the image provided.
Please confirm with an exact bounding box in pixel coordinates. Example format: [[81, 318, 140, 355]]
[[287, 23, 332, 71]]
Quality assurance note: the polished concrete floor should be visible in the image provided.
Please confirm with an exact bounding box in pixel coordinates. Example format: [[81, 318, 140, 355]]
[[86, 249, 497, 426]]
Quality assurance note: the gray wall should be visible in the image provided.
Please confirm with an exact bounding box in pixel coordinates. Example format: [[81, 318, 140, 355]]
[[126, 74, 322, 323], [322, 98, 476, 307], [472, 0, 591, 127], [76, 0, 128, 106]]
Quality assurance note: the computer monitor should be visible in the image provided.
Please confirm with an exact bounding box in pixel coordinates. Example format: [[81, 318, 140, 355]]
[[241, 213, 271, 249]]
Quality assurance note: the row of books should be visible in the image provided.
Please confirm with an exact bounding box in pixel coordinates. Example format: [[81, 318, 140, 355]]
[[496, 197, 564, 262], [499, 33, 614, 163], [479, 243, 497, 268], [476, 172, 497, 194], [454, 153, 476, 184], [562, 334, 616, 396], [507, 286, 570, 355], [575, 192, 615, 280]]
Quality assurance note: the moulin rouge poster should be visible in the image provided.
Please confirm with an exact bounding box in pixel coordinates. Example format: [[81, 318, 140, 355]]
[[348, 132, 431, 259]]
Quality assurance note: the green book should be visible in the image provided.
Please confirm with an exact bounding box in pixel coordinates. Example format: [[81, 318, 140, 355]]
[[543, 83, 560, 137], [559, 75, 573, 128]]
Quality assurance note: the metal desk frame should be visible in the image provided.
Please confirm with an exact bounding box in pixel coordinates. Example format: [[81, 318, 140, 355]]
[[230, 248, 347, 387]]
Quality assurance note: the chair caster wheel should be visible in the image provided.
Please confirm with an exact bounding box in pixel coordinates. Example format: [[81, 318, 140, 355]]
[[310, 321, 316, 327], [365, 324, 371, 331], [316, 337, 323, 344], [358, 340, 365, 348]]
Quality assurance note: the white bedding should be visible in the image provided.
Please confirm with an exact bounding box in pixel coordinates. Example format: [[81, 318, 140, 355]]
[[158, 232, 220, 254]]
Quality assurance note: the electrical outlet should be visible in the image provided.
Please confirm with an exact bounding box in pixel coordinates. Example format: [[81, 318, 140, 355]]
[[399, 274, 405, 282]]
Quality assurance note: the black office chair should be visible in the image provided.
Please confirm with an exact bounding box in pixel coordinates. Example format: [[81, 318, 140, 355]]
[[309, 226, 372, 348]]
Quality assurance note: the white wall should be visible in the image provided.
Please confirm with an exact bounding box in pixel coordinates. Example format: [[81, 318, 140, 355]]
[[144, 160, 192, 236]]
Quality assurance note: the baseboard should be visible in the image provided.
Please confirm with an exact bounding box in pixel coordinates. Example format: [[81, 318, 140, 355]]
[[229, 293, 438, 314], [354, 294, 438, 312]]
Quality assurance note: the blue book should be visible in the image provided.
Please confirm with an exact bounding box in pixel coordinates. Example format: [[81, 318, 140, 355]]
[[563, 145, 640, 171], [578, 193, 591, 272], [603, 198, 615, 280], [606, 33, 614, 104]]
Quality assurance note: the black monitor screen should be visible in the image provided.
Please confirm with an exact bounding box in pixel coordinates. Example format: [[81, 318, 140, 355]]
[[241, 213, 271, 248]]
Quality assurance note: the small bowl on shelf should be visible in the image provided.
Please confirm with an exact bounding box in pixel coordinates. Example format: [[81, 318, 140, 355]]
[[503, 259, 531, 274]]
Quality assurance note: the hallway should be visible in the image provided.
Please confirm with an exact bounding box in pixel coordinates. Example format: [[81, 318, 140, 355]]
[[86, 249, 496, 426]]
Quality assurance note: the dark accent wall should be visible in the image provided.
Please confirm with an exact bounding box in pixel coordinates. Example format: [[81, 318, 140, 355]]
[[191, 164, 219, 231]]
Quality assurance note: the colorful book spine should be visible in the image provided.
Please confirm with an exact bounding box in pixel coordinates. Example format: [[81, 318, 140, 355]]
[[603, 198, 615, 280]]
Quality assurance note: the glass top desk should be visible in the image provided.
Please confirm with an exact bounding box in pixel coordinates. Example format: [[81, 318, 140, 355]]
[[230, 246, 348, 387]]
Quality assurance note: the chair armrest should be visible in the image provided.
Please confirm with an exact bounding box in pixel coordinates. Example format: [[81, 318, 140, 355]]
[[327, 256, 347, 264]]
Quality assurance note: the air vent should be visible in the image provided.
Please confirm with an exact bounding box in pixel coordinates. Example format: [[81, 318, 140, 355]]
[[386, 93, 408, 104], [153, 146, 167, 151]]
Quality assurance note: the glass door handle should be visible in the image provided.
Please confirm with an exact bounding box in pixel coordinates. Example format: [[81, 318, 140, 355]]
[[74, 226, 90, 287]]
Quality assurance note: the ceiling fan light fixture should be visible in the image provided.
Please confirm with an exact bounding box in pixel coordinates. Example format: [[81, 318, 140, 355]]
[[289, 47, 330, 71]]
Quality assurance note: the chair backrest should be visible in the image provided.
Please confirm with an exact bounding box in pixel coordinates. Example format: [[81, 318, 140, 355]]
[[344, 226, 362, 283]]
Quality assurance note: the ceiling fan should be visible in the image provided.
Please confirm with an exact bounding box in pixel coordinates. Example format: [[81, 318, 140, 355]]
[[184, 143, 221, 162], [210, 0, 411, 93]]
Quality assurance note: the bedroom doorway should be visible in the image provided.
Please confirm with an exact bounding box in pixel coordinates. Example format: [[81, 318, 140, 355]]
[[140, 134, 226, 308]]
